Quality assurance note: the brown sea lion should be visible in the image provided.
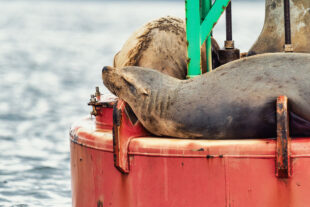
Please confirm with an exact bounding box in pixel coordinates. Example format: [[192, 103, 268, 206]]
[[249, 0, 310, 55], [103, 53, 310, 139], [114, 16, 220, 79]]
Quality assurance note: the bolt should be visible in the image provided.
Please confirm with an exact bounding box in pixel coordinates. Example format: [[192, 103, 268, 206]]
[[95, 86, 101, 99], [90, 95, 96, 103]]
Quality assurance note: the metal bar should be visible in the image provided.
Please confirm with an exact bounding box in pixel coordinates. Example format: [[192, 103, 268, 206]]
[[276, 96, 291, 178], [186, 0, 202, 78], [113, 100, 149, 173], [200, 0, 209, 23], [200, 0, 231, 45], [206, 35, 212, 72], [201, 0, 213, 72], [284, 0, 291, 45], [226, 1, 232, 41], [187, 0, 230, 76]]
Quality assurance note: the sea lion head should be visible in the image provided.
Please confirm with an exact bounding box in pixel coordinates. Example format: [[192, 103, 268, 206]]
[[102, 65, 182, 137], [102, 66, 178, 103], [102, 66, 150, 99]]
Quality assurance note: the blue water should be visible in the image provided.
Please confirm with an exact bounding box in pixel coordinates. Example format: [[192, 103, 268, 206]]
[[0, 0, 264, 206]]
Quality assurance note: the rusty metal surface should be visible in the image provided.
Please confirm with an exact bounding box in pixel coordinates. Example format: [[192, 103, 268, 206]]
[[70, 134, 310, 207], [285, 44, 294, 52], [218, 48, 240, 65], [87, 92, 117, 129], [113, 100, 149, 173], [224, 40, 234, 49], [276, 96, 291, 178], [70, 94, 310, 206], [70, 119, 310, 206], [88, 87, 118, 117]]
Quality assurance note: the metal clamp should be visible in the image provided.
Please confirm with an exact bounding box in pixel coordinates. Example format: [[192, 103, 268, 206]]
[[88, 87, 101, 116], [276, 96, 291, 178], [113, 100, 149, 173], [88, 87, 117, 117]]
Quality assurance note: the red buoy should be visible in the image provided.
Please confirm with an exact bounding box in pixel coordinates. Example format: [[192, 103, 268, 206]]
[[70, 93, 310, 207]]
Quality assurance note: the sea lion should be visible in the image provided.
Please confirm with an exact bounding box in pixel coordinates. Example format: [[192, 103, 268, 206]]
[[114, 16, 220, 79], [102, 53, 310, 139], [249, 0, 310, 55]]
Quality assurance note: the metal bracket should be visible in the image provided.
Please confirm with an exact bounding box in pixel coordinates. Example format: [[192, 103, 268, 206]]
[[284, 44, 294, 53], [88, 87, 117, 118], [88, 87, 102, 116], [276, 96, 291, 178], [218, 47, 240, 65], [113, 100, 149, 174]]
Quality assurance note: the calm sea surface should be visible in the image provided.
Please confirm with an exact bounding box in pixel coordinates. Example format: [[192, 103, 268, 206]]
[[0, 0, 264, 206]]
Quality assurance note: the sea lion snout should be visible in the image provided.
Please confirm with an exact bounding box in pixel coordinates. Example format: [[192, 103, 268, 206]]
[[102, 66, 113, 73], [102, 66, 120, 96]]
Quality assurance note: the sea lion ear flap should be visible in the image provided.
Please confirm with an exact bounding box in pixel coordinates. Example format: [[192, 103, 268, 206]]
[[137, 85, 150, 96], [121, 72, 150, 96]]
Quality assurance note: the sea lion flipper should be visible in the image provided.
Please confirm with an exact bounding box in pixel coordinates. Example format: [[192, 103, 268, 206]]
[[290, 112, 310, 137]]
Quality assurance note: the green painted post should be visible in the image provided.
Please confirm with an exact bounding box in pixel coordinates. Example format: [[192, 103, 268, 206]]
[[186, 0, 230, 78], [201, 0, 212, 72], [186, 0, 201, 78], [200, 0, 231, 44], [206, 33, 212, 72]]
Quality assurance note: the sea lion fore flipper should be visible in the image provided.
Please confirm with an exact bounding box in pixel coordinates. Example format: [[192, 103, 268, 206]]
[[290, 112, 310, 137]]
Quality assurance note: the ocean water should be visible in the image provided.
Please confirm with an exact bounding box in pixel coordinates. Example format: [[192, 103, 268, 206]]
[[0, 0, 264, 206]]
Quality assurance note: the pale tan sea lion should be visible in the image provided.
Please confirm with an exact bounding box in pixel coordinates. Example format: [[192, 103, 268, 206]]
[[114, 16, 220, 79], [249, 0, 310, 55], [103, 53, 310, 139]]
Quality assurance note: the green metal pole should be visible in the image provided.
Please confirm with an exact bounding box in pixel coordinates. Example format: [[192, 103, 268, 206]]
[[186, 0, 230, 78], [200, 0, 231, 45], [206, 32, 212, 72], [186, 0, 201, 78], [201, 0, 212, 72]]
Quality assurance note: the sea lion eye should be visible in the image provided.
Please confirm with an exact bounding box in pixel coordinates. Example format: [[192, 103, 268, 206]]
[[122, 77, 137, 95], [121, 76, 149, 96]]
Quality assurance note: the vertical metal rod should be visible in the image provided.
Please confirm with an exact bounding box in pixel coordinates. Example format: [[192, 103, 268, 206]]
[[284, 0, 291, 45], [206, 35, 212, 72], [200, 0, 231, 45], [276, 96, 291, 178], [186, 0, 201, 78], [203, 0, 212, 72], [200, 0, 212, 73], [226, 1, 232, 41]]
